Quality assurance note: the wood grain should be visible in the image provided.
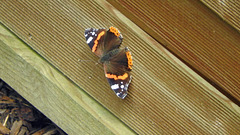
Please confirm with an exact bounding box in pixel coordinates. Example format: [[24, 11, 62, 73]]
[[201, 0, 240, 31], [0, 24, 135, 135], [107, 0, 240, 103], [0, 1, 240, 134]]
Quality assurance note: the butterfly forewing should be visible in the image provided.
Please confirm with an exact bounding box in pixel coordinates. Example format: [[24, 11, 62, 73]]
[[103, 27, 123, 54], [84, 27, 123, 57], [84, 28, 106, 57]]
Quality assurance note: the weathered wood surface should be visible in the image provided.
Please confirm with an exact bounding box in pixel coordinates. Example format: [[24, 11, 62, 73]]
[[0, 24, 134, 135], [201, 0, 240, 31], [108, 0, 240, 103], [0, 0, 240, 134]]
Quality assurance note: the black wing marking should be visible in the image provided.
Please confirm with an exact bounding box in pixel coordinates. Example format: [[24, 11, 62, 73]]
[[84, 28, 106, 57]]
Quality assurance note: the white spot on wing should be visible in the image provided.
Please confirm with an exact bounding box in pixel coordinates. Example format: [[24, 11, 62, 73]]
[[116, 92, 121, 96], [92, 32, 95, 35], [86, 36, 93, 44], [120, 85, 124, 89], [111, 84, 119, 90]]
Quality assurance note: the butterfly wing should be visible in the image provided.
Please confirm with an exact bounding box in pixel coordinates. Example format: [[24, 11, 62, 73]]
[[84, 27, 123, 57], [103, 47, 133, 99], [84, 28, 106, 57], [85, 27, 132, 99], [103, 26, 123, 53]]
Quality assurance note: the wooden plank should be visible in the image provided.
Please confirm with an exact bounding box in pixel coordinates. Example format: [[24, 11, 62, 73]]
[[107, 0, 240, 103], [1, 1, 240, 134], [0, 24, 135, 135], [201, 0, 240, 31]]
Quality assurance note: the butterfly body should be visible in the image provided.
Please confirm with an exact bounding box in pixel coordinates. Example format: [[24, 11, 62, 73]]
[[99, 48, 120, 63], [84, 27, 132, 99]]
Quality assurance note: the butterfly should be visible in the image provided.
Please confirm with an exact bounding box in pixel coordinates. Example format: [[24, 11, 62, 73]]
[[84, 26, 133, 99]]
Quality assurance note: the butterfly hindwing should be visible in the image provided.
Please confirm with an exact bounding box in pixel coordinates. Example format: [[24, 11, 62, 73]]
[[106, 75, 132, 99], [103, 47, 133, 99]]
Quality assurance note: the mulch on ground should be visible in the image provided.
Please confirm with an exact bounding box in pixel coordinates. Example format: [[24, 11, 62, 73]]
[[0, 79, 67, 135]]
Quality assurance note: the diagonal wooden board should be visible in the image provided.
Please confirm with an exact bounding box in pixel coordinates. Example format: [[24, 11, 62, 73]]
[[201, 0, 240, 31], [0, 0, 240, 134], [0, 24, 135, 135], [107, 0, 240, 103]]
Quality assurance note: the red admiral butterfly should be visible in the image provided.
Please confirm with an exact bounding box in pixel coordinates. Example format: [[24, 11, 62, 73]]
[[84, 26, 133, 99]]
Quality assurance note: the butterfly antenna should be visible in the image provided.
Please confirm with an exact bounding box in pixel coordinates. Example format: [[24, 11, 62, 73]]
[[78, 59, 102, 79], [78, 59, 95, 63], [88, 62, 103, 79]]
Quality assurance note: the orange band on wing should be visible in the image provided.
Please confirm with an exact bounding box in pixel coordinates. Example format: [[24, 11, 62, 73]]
[[126, 51, 133, 70], [106, 73, 128, 80], [92, 31, 105, 52], [109, 26, 120, 37]]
